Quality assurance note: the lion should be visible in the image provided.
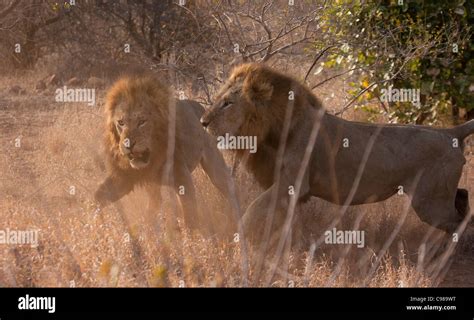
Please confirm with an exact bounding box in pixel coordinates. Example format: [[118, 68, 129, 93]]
[[200, 63, 474, 243], [94, 75, 240, 231]]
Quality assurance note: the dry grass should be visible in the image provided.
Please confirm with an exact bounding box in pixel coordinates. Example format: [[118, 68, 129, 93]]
[[0, 71, 473, 287]]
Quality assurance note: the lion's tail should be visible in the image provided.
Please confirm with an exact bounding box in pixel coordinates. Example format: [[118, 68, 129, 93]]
[[451, 120, 474, 140]]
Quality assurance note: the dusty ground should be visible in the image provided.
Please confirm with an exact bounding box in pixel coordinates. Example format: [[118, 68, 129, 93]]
[[0, 74, 473, 287]]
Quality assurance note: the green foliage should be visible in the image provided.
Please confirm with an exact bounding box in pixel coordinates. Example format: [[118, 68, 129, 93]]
[[315, 0, 473, 124]]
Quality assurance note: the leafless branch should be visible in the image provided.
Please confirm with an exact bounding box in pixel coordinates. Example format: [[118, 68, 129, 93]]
[[0, 0, 21, 19], [304, 45, 336, 83]]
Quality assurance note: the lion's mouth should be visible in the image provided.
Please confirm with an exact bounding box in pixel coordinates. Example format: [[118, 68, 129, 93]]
[[128, 149, 150, 169]]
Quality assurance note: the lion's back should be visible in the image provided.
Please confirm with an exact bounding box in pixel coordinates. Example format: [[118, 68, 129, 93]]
[[177, 99, 205, 120]]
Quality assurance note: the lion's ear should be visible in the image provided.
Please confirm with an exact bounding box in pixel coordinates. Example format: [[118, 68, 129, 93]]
[[243, 77, 273, 105]]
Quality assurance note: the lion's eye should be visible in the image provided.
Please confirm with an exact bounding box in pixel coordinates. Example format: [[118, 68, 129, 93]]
[[117, 119, 124, 126], [138, 120, 146, 127], [222, 101, 232, 110]]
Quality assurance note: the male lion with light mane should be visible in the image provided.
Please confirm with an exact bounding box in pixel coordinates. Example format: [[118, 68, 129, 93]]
[[94, 75, 239, 230], [201, 63, 474, 243]]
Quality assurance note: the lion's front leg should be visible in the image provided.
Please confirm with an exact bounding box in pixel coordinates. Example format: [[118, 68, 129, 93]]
[[146, 185, 162, 216], [200, 137, 242, 230], [243, 184, 290, 246], [243, 145, 312, 247], [94, 175, 134, 208], [173, 165, 200, 230]]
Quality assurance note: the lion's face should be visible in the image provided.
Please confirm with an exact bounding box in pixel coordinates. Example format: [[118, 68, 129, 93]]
[[105, 76, 170, 171], [200, 85, 251, 137], [201, 65, 275, 139], [107, 91, 163, 170], [111, 101, 155, 169]]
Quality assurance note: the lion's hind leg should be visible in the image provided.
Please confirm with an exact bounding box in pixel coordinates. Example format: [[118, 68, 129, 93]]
[[412, 197, 462, 234], [411, 179, 463, 234], [410, 161, 471, 233]]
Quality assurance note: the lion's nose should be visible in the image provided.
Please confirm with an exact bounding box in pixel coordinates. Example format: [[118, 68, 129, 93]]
[[123, 139, 136, 152], [200, 117, 210, 128]]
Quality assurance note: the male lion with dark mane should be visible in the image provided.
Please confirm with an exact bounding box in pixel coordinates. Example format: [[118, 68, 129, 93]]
[[95, 76, 239, 230], [201, 63, 474, 243]]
